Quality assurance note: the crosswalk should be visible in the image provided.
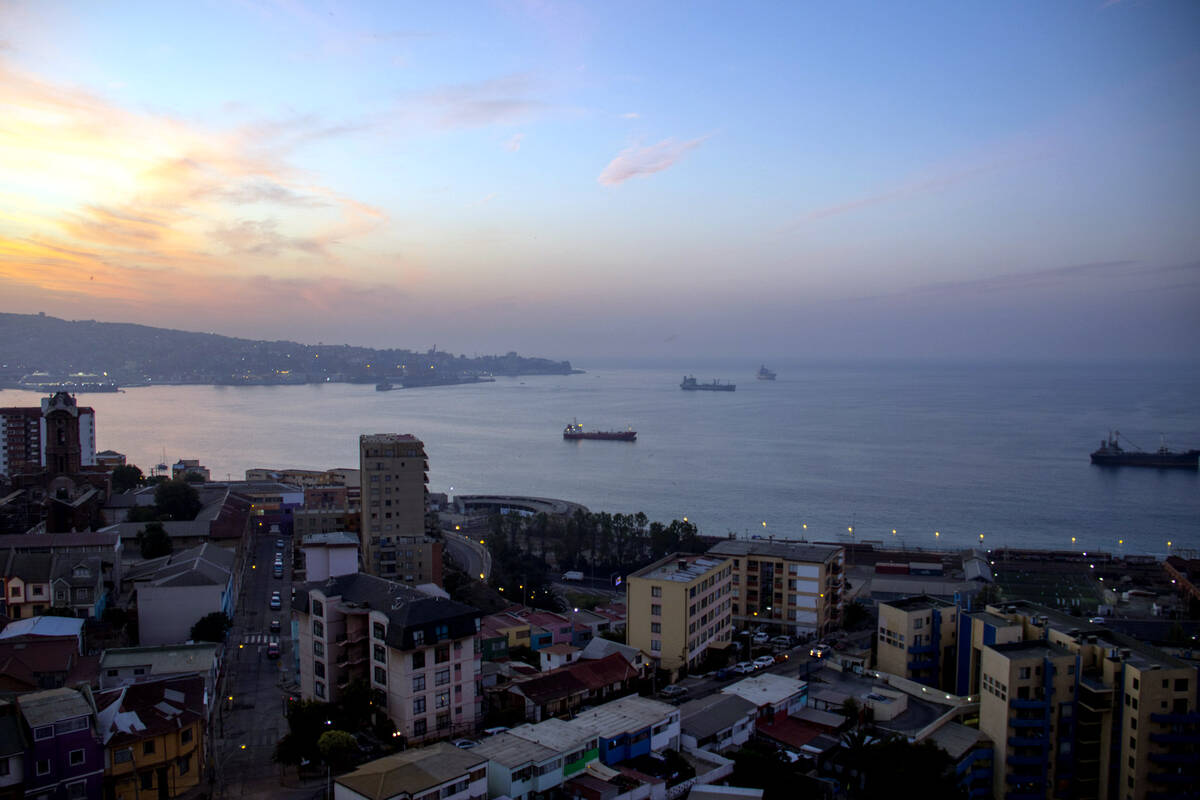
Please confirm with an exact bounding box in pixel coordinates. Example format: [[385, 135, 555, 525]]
[[243, 634, 280, 645]]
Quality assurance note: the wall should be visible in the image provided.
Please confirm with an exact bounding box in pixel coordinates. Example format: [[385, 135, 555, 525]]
[[138, 584, 225, 645]]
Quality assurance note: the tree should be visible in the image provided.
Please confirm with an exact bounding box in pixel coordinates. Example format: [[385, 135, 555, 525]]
[[318, 730, 357, 772], [190, 611, 231, 642], [154, 480, 202, 521], [272, 733, 304, 775], [137, 522, 173, 559], [44, 607, 79, 618], [842, 600, 870, 630], [111, 464, 143, 493]]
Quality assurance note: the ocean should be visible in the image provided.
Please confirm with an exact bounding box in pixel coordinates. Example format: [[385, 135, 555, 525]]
[[3, 360, 1197, 557]]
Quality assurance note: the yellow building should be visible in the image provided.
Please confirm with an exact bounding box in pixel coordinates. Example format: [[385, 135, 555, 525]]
[[707, 539, 844, 637], [875, 595, 958, 690], [96, 675, 207, 800], [359, 434, 442, 585], [626, 553, 733, 678]]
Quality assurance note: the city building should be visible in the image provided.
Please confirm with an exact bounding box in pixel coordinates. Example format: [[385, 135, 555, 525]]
[[0, 710, 24, 800], [506, 717, 601, 779], [94, 450, 127, 470], [95, 674, 207, 800], [720, 674, 809, 726], [707, 539, 845, 637], [121, 542, 236, 645], [497, 652, 639, 723], [99, 643, 221, 701], [0, 550, 107, 619], [99, 486, 251, 553], [0, 631, 97, 693], [625, 552, 733, 678], [16, 687, 104, 800], [679, 693, 758, 753], [334, 741, 487, 800], [0, 395, 96, 479], [567, 695, 680, 766], [299, 531, 360, 582], [292, 572, 481, 744], [169, 459, 210, 483], [359, 434, 442, 585], [470, 732, 565, 800], [875, 594, 959, 691], [576, 638, 653, 677]]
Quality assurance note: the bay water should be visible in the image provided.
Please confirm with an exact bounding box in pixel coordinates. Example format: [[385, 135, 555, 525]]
[[3, 359, 1196, 557]]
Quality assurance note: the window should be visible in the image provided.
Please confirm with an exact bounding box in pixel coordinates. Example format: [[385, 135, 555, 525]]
[[143, 740, 156, 755], [1018, 667, 1031, 680], [315, 661, 325, 679], [34, 725, 53, 741], [315, 681, 326, 699], [437, 712, 450, 730], [436, 691, 449, 708], [140, 773, 154, 790], [314, 641, 324, 658], [181, 728, 193, 745], [69, 749, 84, 766], [414, 719, 427, 736], [435, 624, 449, 640], [651, 640, 661, 651], [66, 782, 87, 800], [374, 666, 387, 684], [436, 669, 450, 686], [36, 759, 50, 776], [413, 675, 426, 691], [107, 669, 118, 677], [413, 630, 424, 646], [651, 622, 661, 634], [374, 644, 386, 663], [651, 586, 662, 598], [651, 604, 661, 616], [435, 645, 450, 663], [1176, 678, 1190, 691], [373, 622, 385, 639], [313, 620, 324, 638], [413, 697, 426, 714], [412, 651, 425, 669], [178, 754, 190, 775], [312, 599, 324, 617], [114, 749, 133, 764], [0, 758, 9, 776]]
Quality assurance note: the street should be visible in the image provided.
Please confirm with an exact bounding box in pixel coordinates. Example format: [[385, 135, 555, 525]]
[[213, 527, 319, 799]]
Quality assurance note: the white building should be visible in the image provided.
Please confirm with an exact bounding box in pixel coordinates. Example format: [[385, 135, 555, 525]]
[[300, 531, 360, 581], [123, 543, 236, 645], [333, 742, 486, 800]]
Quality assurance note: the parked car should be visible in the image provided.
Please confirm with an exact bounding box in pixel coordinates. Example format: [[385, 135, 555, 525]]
[[713, 667, 733, 680], [270, 592, 281, 610], [773, 652, 790, 664], [660, 684, 688, 700], [275, 538, 285, 548], [752, 632, 770, 644], [451, 739, 477, 750], [753, 655, 776, 670], [770, 635, 793, 648], [267, 641, 280, 659], [733, 661, 757, 675], [270, 618, 281, 633], [809, 644, 832, 659]]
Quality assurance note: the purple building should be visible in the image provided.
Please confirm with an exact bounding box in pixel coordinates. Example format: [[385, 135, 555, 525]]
[[16, 687, 103, 800]]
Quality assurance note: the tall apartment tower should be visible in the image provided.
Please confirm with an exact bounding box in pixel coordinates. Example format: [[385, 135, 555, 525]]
[[0, 393, 95, 479], [358, 434, 442, 585]]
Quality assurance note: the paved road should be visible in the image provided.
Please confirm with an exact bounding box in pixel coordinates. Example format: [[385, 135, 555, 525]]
[[212, 530, 311, 799], [443, 530, 492, 580]]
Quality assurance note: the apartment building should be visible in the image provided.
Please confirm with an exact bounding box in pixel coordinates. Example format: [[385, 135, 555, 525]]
[[359, 434, 442, 585], [955, 601, 1199, 800], [707, 539, 844, 637], [293, 572, 481, 744], [0, 394, 96, 479], [875, 595, 959, 691], [16, 687, 105, 800], [334, 742, 486, 800], [626, 553, 733, 678]]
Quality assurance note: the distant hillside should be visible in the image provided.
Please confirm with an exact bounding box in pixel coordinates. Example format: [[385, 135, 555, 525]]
[[0, 312, 576, 388]]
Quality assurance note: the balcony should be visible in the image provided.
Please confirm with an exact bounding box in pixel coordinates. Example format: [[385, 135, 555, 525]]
[[1006, 755, 1046, 767], [1009, 718, 1048, 729], [1148, 752, 1200, 766], [1009, 698, 1049, 709], [907, 658, 937, 671], [1150, 712, 1200, 724], [1004, 773, 1047, 787], [907, 642, 938, 655], [1148, 772, 1200, 785], [1150, 732, 1200, 745]]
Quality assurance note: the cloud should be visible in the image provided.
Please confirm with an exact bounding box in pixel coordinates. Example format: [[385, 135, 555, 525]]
[[416, 75, 545, 129], [503, 132, 525, 152], [621, 112, 640, 119], [597, 136, 708, 186]]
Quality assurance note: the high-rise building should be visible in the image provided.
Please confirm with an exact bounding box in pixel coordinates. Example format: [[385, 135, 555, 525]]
[[358, 434, 441, 585], [876, 595, 959, 691], [0, 393, 96, 479], [626, 553, 733, 678], [707, 539, 844, 637], [292, 573, 481, 744]]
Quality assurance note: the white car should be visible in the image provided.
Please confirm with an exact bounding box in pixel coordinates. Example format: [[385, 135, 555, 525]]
[[733, 661, 757, 675], [809, 644, 832, 659], [753, 655, 776, 670], [752, 632, 769, 644]]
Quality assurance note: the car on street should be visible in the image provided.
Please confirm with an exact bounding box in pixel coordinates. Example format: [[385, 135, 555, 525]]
[[753, 655, 776, 670], [773, 652, 790, 664], [660, 684, 688, 700], [770, 635, 792, 648], [270, 618, 281, 633], [275, 538, 285, 548], [733, 661, 757, 675], [267, 641, 280, 658], [713, 667, 733, 680], [451, 739, 477, 750], [809, 644, 832, 659], [270, 592, 281, 610], [752, 632, 769, 644]]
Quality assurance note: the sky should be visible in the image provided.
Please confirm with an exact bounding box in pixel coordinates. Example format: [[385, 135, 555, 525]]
[[1, 0, 1198, 361]]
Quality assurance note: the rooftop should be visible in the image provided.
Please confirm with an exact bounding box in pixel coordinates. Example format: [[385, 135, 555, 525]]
[[467, 731, 557, 768], [721, 673, 807, 708], [99, 643, 220, 674], [924, 721, 990, 761], [0, 615, 84, 640], [508, 717, 595, 751], [988, 640, 1074, 659], [17, 687, 94, 728], [336, 742, 486, 799], [708, 539, 842, 563], [630, 553, 728, 583], [568, 695, 677, 738], [883, 595, 954, 612], [300, 531, 359, 547], [95, 675, 206, 747], [679, 693, 757, 740]]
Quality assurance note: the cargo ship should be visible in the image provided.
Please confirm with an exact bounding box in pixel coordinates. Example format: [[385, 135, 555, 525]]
[[1090, 431, 1199, 469], [757, 365, 776, 381], [681, 375, 735, 392], [563, 420, 636, 441]]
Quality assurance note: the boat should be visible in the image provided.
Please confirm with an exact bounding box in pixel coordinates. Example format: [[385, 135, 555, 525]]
[[757, 365, 776, 381], [1090, 431, 1199, 469], [563, 420, 636, 441], [375, 381, 394, 391], [680, 375, 735, 392]]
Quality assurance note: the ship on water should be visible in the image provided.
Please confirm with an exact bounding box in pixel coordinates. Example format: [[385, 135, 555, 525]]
[[563, 420, 636, 441], [757, 365, 776, 381], [681, 375, 736, 392], [1090, 431, 1199, 469]]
